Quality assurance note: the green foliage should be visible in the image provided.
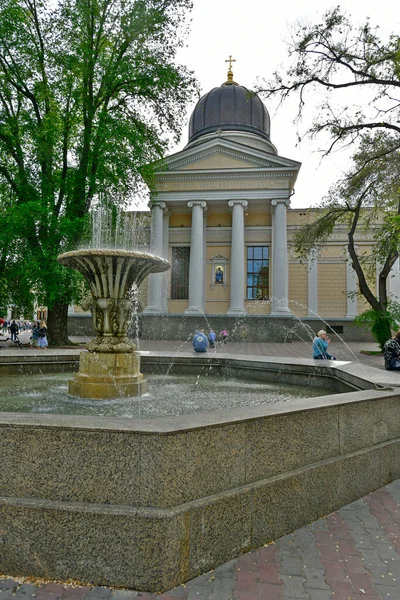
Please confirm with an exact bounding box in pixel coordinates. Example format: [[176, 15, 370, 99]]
[[0, 0, 197, 339], [354, 303, 400, 350]]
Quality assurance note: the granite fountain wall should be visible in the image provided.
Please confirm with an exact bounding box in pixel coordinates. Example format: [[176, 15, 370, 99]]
[[1, 357, 400, 592]]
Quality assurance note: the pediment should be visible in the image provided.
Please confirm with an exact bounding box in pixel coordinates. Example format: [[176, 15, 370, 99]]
[[162, 139, 300, 173]]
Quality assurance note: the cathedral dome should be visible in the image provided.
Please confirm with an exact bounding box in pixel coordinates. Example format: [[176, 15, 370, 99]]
[[188, 75, 271, 144]]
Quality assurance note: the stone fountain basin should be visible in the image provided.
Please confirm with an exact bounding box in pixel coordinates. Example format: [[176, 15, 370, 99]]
[[1, 354, 400, 592]]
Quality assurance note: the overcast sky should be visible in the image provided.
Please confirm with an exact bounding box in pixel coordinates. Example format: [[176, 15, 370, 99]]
[[136, 0, 397, 211]]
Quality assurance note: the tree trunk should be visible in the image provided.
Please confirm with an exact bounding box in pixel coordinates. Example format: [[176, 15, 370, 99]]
[[47, 301, 71, 346]]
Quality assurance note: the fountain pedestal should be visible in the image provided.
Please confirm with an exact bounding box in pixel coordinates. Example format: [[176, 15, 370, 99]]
[[57, 249, 169, 399], [69, 350, 148, 398]]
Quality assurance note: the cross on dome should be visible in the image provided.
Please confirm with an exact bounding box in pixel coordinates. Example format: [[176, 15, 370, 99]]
[[224, 54, 236, 83]]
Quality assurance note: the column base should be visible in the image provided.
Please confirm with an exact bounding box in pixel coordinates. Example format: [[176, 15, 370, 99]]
[[227, 307, 247, 316], [270, 307, 292, 316], [184, 306, 205, 315], [143, 306, 166, 315]]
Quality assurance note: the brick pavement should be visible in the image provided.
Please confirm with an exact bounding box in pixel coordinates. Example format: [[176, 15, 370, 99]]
[[2, 480, 400, 599]]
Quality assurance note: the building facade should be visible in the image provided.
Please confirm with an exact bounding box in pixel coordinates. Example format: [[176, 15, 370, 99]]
[[142, 68, 400, 323]]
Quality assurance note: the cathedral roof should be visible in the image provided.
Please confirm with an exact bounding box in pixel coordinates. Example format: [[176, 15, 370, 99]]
[[188, 70, 271, 144]]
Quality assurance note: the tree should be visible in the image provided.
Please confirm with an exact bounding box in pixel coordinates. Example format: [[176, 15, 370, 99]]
[[0, 0, 196, 344], [258, 7, 400, 347], [293, 132, 400, 348], [258, 7, 400, 154]]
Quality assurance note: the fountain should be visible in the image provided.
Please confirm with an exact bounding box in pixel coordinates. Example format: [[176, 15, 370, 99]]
[[57, 248, 169, 399], [2, 241, 400, 592]]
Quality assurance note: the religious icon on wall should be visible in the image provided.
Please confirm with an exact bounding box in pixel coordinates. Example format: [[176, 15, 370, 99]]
[[215, 266, 224, 284]]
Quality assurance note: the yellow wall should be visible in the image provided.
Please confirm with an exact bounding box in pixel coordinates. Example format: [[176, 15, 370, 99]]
[[168, 300, 188, 313], [207, 213, 232, 227], [169, 214, 191, 227], [245, 300, 270, 314], [289, 263, 308, 317], [318, 264, 347, 317], [245, 213, 271, 226]]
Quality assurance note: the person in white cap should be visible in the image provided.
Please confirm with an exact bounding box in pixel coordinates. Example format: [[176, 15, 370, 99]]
[[312, 330, 336, 360]]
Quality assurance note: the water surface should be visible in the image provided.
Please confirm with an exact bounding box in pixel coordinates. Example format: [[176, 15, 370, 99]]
[[0, 373, 333, 418]]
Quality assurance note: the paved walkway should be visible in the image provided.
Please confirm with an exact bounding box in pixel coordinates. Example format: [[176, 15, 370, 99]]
[[2, 335, 400, 599]]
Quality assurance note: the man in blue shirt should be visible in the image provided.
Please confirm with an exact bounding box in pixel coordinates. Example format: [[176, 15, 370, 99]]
[[192, 329, 209, 352]]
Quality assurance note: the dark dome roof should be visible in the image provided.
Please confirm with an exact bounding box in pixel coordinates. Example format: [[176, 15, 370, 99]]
[[188, 81, 271, 143]]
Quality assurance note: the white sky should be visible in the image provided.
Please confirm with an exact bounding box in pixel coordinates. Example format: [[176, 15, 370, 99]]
[[136, 0, 397, 211]]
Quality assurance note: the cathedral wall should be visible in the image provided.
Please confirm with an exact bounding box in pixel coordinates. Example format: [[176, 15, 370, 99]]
[[207, 213, 232, 227], [288, 263, 308, 317], [169, 214, 191, 227], [318, 263, 347, 317], [245, 300, 270, 315], [245, 213, 271, 227]]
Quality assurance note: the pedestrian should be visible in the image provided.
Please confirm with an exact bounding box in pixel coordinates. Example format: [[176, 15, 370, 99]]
[[208, 329, 216, 348], [2, 319, 8, 334], [312, 330, 336, 360], [220, 329, 228, 344], [30, 321, 41, 348], [383, 331, 400, 370], [192, 329, 209, 353], [38, 320, 48, 349], [9, 320, 19, 342]]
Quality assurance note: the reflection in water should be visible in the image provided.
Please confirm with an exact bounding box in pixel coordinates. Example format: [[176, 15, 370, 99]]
[[0, 373, 334, 419]]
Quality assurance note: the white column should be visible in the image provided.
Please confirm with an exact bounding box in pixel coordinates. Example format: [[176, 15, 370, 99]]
[[143, 202, 166, 314], [346, 250, 358, 318], [271, 198, 291, 315], [307, 248, 318, 317], [161, 211, 170, 313], [185, 201, 207, 315], [227, 200, 247, 315], [389, 258, 400, 303]]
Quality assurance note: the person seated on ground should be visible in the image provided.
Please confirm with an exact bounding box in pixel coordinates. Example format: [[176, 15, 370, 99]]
[[9, 319, 19, 342], [192, 329, 209, 353], [312, 330, 336, 360], [208, 329, 216, 348], [383, 331, 400, 371]]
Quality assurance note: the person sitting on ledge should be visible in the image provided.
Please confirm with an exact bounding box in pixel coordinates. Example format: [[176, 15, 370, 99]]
[[312, 330, 336, 360], [383, 331, 400, 370], [192, 329, 209, 353]]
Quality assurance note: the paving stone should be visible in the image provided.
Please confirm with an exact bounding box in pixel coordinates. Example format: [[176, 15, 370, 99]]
[[61, 589, 92, 600], [110, 592, 139, 600], [278, 575, 308, 599], [276, 557, 305, 577], [310, 520, 329, 532], [371, 543, 400, 561], [13, 584, 38, 599], [85, 589, 112, 600], [373, 585, 400, 600], [307, 590, 332, 600], [0, 592, 15, 600], [303, 566, 330, 590], [0, 581, 19, 591]]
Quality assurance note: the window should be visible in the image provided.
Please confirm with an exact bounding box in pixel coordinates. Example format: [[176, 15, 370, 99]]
[[171, 247, 190, 300], [246, 246, 269, 300]]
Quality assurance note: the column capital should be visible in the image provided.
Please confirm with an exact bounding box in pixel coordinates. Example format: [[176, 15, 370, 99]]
[[228, 200, 248, 208], [187, 200, 207, 209], [271, 198, 290, 208], [148, 201, 167, 211]]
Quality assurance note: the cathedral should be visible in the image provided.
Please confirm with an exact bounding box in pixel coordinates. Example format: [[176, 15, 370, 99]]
[[140, 62, 400, 330]]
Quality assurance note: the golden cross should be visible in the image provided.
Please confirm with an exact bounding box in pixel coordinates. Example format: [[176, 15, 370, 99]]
[[225, 55, 236, 71]]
